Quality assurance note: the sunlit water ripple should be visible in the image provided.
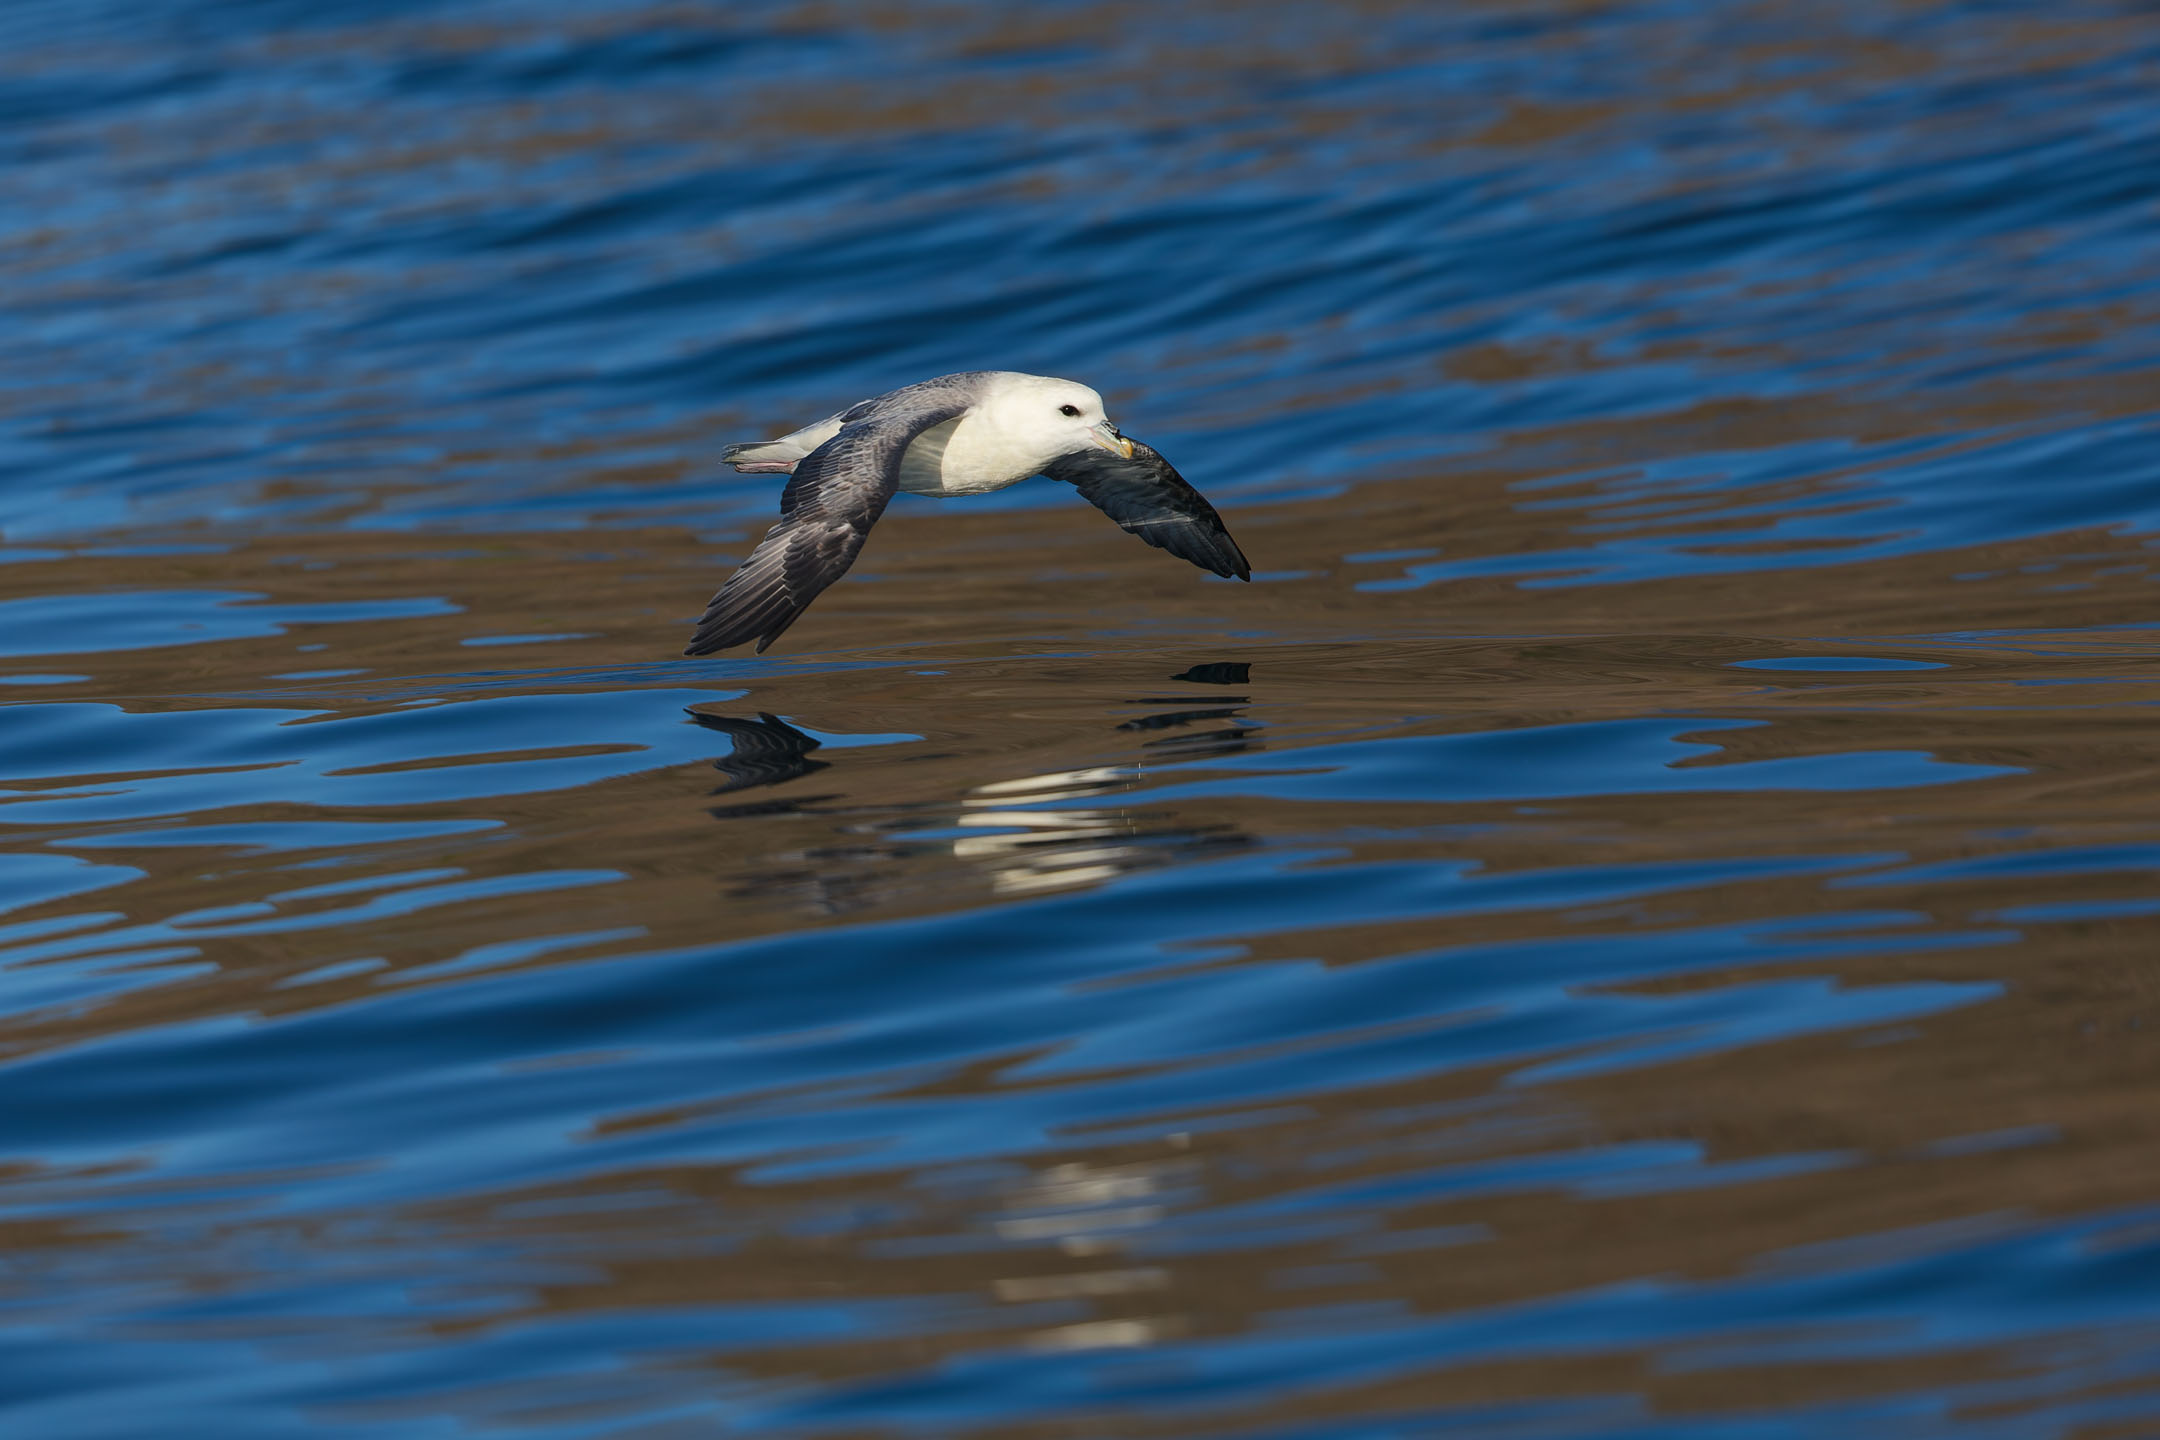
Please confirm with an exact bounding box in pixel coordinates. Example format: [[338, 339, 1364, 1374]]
[[3, 2, 2160, 1436]]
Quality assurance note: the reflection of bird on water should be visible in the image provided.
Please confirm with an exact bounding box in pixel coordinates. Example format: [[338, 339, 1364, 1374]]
[[685, 709, 829, 793], [1119, 660, 1262, 761], [1117, 706, 1260, 760], [685, 664, 1257, 910], [683, 372, 1249, 656], [1171, 662, 1249, 687]]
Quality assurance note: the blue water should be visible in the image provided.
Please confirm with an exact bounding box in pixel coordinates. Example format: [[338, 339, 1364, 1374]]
[[5, 2, 2160, 1436]]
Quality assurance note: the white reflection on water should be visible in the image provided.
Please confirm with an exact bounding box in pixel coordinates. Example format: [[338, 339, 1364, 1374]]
[[960, 766, 1149, 895], [989, 1158, 1198, 1352]]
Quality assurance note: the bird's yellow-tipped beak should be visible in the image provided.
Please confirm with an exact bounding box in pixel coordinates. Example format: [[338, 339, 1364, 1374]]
[[1090, 421, 1135, 459]]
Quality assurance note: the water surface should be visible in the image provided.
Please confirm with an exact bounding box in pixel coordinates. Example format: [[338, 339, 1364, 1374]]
[[4, 2, 2160, 1436]]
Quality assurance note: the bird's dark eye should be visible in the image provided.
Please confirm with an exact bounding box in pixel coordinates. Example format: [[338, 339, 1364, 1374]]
[[1059, 404, 1081, 417]]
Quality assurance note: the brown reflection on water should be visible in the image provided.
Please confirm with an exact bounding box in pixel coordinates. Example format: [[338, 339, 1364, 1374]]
[[4, 417, 2160, 1428], [378, 921, 2156, 1431], [3, 360, 2159, 1016], [3, 0, 2158, 1430]]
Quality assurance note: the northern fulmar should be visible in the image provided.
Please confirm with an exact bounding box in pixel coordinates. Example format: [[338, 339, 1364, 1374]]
[[683, 371, 1249, 656]]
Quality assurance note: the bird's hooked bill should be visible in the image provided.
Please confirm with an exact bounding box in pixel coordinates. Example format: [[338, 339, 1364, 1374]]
[[1090, 420, 1135, 459]]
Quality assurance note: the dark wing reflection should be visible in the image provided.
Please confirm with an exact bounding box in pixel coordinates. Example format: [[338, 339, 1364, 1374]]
[[1118, 710, 1263, 761], [1172, 662, 1250, 686], [692, 668, 1263, 912], [687, 708, 830, 793], [1115, 660, 1265, 761], [1118, 707, 1245, 732]]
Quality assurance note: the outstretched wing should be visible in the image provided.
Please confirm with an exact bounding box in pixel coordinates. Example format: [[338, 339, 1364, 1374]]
[[1041, 439, 1251, 581], [686, 399, 967, 655]]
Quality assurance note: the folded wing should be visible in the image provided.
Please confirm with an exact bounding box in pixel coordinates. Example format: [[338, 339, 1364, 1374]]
[[686, 398, 967, 655], [1041, 440, 1250, 581]]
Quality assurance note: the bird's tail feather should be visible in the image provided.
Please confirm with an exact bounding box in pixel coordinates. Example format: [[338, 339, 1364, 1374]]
[[722, 441, 799, 475]]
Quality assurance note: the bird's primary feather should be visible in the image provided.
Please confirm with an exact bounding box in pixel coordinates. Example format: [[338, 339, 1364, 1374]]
[[1040, 441, 1251, 581], [684, 392, 968, 655]]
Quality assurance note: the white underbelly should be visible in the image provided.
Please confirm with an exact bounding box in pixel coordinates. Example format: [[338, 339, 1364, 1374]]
[[895, 417, 1031, 497]]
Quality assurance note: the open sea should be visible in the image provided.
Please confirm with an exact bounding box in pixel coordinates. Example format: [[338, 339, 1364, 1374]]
[[3, 2, 2160, 1435]]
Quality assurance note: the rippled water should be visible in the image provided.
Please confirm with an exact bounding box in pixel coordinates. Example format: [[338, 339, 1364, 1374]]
[[5, 2, 2160, 1435]]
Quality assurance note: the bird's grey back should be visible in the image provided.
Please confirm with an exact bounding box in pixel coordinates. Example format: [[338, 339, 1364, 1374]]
[[834, 371, 1000, 425], [725, 373, 999, 473]]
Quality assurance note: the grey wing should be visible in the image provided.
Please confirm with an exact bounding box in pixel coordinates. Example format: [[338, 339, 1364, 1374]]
[[686, 400, 966, 655], [1041, 439, 1251, 581]]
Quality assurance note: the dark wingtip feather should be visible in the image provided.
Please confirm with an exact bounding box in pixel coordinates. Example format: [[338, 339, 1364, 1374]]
[[684, 600, 783, 657], [1044, 439, 1252, 584]]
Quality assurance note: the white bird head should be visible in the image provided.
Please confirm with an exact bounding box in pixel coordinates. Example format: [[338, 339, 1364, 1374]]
[[976, 373, 1135, 469]]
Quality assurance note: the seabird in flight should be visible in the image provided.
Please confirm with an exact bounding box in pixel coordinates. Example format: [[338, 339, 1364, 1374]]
[[683, 371, 1249, 656]]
